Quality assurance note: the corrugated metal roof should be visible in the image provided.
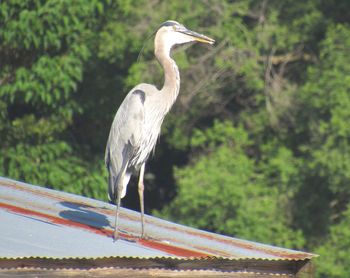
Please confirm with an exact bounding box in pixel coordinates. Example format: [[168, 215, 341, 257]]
[[0, 176, 315, 261]]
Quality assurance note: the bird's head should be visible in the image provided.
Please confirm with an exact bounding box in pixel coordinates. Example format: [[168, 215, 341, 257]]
[[155, 20, 215, 54]]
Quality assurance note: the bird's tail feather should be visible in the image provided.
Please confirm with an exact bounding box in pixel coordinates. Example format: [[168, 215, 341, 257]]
[[107, 165, 131, 203]]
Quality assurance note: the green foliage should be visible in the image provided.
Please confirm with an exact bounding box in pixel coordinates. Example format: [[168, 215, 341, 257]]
[[157, 121, 304, 248], [0, 0, 111, 199], [0, 142, 106, 199], [316, 205, 350, 278]]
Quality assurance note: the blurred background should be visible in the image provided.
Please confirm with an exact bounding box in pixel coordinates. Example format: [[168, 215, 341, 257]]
[[1, 1, 349, 276]]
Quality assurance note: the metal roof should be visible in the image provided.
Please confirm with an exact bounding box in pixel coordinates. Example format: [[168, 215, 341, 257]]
[[0, 176, 317, 277], [0, 176, 315, 260]]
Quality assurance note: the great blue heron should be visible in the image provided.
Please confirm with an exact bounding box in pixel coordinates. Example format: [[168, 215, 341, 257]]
[[105, 20, 214, 240]]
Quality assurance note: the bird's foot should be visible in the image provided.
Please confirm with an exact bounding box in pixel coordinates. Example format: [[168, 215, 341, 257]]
[[113, 229, 120, 242], [140, 232, 153, 241]]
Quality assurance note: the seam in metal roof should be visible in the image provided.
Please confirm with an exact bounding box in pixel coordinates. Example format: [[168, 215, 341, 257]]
[[0, 256, 315, 261]]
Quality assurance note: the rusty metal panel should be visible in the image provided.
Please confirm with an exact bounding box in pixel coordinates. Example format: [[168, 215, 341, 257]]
[[0, 256, 315, 277], [0, 176, 316, 260]]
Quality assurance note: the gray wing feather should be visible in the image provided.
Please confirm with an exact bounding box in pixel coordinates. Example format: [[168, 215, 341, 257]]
[[105, 89, 145, 202]]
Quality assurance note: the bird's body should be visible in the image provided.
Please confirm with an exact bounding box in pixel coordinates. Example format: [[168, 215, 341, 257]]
[[105, 82, 176, 199], [105, 20, 214, 240]]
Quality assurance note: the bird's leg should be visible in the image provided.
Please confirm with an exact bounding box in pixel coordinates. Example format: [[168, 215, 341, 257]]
[[113, 173, 124, 241], [138, 163, 146, 238]]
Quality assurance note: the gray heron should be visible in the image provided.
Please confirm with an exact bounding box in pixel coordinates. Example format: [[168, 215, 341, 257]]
[[105, 20, 215, 240]]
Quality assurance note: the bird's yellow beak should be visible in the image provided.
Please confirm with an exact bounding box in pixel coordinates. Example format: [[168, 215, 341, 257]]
[[179, 29, 215, 45]]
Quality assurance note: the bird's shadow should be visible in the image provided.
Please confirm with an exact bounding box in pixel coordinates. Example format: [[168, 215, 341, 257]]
[[58, 201, 111, 232]]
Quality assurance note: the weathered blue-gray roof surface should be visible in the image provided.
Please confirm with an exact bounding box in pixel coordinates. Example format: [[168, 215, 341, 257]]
[[0, 176, 315, 260]]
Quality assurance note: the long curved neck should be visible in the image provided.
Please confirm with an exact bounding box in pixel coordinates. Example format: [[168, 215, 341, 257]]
[[155, 48, 180, 112]]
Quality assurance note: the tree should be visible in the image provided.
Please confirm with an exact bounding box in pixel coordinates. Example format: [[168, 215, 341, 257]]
[[156, 121, 305, 248], [316, 205, 350, 278], [0, 0, 112, 199]]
